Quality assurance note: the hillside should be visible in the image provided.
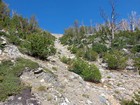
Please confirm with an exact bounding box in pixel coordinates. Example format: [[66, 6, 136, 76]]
[[0, 34, 139, 105], [0, 0, 140, 105]]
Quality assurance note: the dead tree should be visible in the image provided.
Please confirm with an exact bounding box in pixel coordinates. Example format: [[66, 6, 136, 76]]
[[129, 11, 137, 32], [100, 0, 118, 42]]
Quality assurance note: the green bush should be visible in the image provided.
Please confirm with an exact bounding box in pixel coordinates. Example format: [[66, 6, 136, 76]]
[[69, 58, 88, 75], [59, 34, 71, 45], [132, 45, 140, 53], [0, 58, 38, 101], [76, 48, 85, 57], [23, 33, 56, 60], [103, 50, 127, 70], [121, 91, 140, 105], [84, 49, 98, 61], [69, 58, 101, 83], [60, 56, 71, 64], [0, 31, 7, 36], [134, 58, 140, 74], [70, 45, 78, 54], [8, 34, 21, 45], [121, 100, 136, 105], [82, 64, 102, 83], [92, 43, 107, 54]]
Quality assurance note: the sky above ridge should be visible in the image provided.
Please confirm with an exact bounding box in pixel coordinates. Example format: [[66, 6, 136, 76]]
[[3, 0, 140, 34]]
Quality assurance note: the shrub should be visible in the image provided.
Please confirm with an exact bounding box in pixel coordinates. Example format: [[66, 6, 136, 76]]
[[59, 34, 71, 45], [76, 48, 85, 57], [23, 33, 56, 60], [0, 32, 6, 36], [69, 58, 88, 75], [121, 91, 140, 105], [60, 56, 71, 64], [111, 36, 127, 50], [134, 58, 140, 74], [69, 58, 101, 83], [92, 43, 107, 54], [0, 58, 38, 101], [37, 86, 46, 91], [121, 100, 136, 105], [84, 49, 98, 61], [70, 45, 78, 54], [82, 64, 102, 83], [132, 45, 140, 53], [0, 76, 4, 82], [8, 34, 21, 45], [104, 53, 118, 69], [103, 50, 127, 70]]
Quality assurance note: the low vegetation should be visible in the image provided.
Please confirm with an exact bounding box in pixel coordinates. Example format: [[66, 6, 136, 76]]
[[60, 56, 72, 64], [69, 58, 101, 83], [0, 58, 39, 101], [60, 20, 140, 74], [103, 50, 128, 70], [0, 0, 56, 60], [121, 91, 140, 105]]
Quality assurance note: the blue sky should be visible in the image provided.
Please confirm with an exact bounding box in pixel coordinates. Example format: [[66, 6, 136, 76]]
[[3, 0, 140, 34]]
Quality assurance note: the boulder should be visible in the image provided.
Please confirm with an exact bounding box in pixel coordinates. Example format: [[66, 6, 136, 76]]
[[4, 45, 21, 59], [135, 53, 140, 57], [126, 66, 136, 70], [34, 67, 43, 74], [47, 56, 56, 62], [122, 48, 130, 54], [69, 55, 75, 59], [101, 63, 108, 69]]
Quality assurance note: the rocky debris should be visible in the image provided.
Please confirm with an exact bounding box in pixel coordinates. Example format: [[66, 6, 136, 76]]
[[135, 52, 140, 57], [1, 35, 140, 105], [102, 71, 140, 101], [101, 63, 108, 69], [0, 36, 7, 45], [126, 44, 134, 49], [0, 29, 9, 35], [54, 37, 75, 59], [34, 67, 43, 74], [126, 59, 134, 66], [47, 56, 56, 62], [1, 88, 40, 105], [20, 69, 70, 105], [3, 45, 21, 59], [126, 66, 136, 70], [122, 48, 130, 54]]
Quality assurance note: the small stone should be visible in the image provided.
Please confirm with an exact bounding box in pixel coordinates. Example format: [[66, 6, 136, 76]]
[[1, 40, 6, 45], [122, 48, 130, 54], [65, 98, 70, 103], [40, 79, 45, 83], [60, 102, 68, 105], [69, 75, 75, 79], [126, 66, 136, 70], [86, 100, 92, 105], [101, 78, 105, 83], [101, 63, 108, 69], [18, 97, 22, 100], [99, 94, 108, 104], [34, 68, 43, 74]]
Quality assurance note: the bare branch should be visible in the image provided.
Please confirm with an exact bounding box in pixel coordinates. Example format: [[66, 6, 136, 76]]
[[100, 8, 109, 23]]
